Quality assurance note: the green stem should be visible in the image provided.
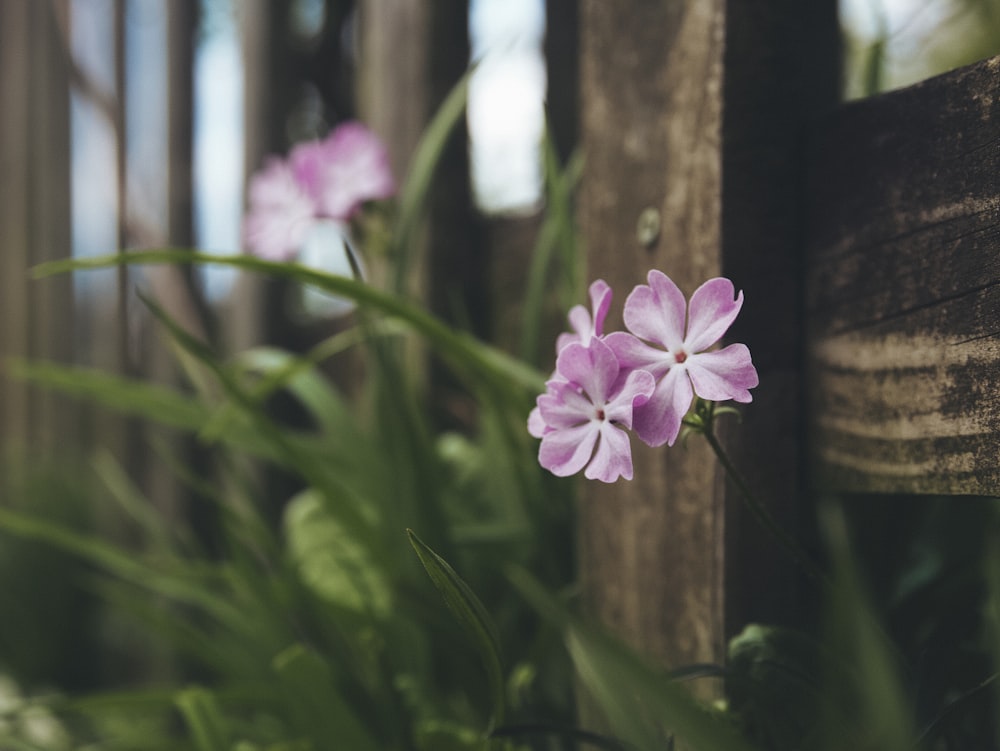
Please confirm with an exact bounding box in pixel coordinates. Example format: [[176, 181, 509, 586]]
[[700, 426, 826, 584]]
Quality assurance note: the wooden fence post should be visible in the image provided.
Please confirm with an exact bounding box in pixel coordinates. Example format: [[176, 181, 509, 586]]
[[227, 0, 280, 353], [358, 0, 483, 421], [358, 0, 481, 328], [0, 0, 75, 469], [576, 1, 838, 678]]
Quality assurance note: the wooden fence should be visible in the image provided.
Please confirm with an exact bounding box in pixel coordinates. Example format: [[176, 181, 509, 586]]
[[577, 0, 999, 680], [2, 0, 999, 691]]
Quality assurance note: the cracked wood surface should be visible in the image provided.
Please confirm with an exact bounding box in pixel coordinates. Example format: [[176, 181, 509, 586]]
[[806, 55, 1000, 495]]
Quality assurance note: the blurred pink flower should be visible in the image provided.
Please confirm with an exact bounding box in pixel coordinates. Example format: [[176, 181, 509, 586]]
[[299, 122, 397, 220], [606, 271, 758, 447], [242, 158, 317, 261], [533, 338, 654, 483], [243, 121, 395, 260]]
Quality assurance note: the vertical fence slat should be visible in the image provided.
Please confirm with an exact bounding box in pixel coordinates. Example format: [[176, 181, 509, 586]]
[[143, 0, 203, 542], [578, 0, 728, 678], [31, 1, 75, 456], [0, 1, 33, 467], [720, 1, 839, 635], [0, 1, 75, 468], [544, 0, 579, 166], [227, 0, 275, 352], [577, 0, 839, 680], [357, 0, 430, 194]]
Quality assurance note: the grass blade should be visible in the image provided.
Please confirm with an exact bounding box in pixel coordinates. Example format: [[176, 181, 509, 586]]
[[32, 250, 545, 396], [407, 529, 506, 730], [390, 69, 472, 294], [175, 687, 230, 751], [509, 567, 762, 751], [272, 643, 380, 751]]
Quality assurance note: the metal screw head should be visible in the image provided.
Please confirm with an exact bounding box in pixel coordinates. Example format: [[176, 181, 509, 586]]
[[636, 207, 661, 248]]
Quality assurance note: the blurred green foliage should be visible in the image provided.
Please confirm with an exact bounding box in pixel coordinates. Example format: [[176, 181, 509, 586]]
[[842, 0, 1000, 98], [2, 13, 1000, 747]]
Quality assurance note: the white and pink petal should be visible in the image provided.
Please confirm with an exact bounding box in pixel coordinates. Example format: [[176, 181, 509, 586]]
[[604, 368, 655, 430], [623, 270, 687, 350], [685, 344, 758, 403], [633, 365, 694, 447], [243, 158, 317, 261], [316, 122, 396, 219], [539, 423, 599, 477], [588, 279, 613, 337], [554, 340, 620, 405], [527, 406, 549, 438], [684, 278, 744, 353], [537, 384, 593, 430], [604, 332, 673, 380], [585, 424, 634, 483]]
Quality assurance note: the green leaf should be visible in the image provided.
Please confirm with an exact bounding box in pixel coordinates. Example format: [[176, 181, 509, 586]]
[[491, 723, 632, 751], [520, 131, 584, 365], [5, 358, 206, 431], [818, 504, 916, 751], [985, 535, 1000, 733], [32, 250, 546, 396], [271, 644, 380, 751], [0, 735, 58, 751], [509, 567, 762, 751], [225, 345, 361, 445], [726, 624, 825, 750], [175, 687, 230, 751], [136, 290, 377, 545], [207, 323, 402, 443], [415, 719, 486, 751], [407, 529, 506, 730], [863, 36, 887, 97], [92, 449, 187, 554], [0, 506, 243, 627], [6, 357, 355, 488], [391, 68, 472, 294], [284, 490, 391, 617]]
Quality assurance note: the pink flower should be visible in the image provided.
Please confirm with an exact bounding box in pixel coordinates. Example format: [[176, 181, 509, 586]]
[[529, 279, 614, 434], [303, 122, 396, 220], [606, 271, 758, 447], [243, 121, 395, 260], [527, 393, 552, 439], [555, 279, 612, 352], [243, 158, 317, 261], [533, 338, 655, 483]]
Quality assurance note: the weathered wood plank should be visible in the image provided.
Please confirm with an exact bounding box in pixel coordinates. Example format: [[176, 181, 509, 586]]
[[0, 1, 75, 469], [721, 2, 839, 635], [0, 0, 34, 464], [578, 0, 838, 678], [578, 0, 727, 679], [805, 55, 1000, 495]]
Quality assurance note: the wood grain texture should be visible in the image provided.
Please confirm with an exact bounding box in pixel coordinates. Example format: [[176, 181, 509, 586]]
[[0, 1, 75, 467], [578, 0, 728, 676], [805, 55, 1000, 494], [720, 1, 839, 636], [357, 0, 431, 312], [0, 0, 33, 460], [577, 1, 840, 675], [226, 0, 275, 352]]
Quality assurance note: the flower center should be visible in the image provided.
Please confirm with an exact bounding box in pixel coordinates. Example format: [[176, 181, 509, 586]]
[[595, 408, 606, 421], [673, 349, 688, 364]]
